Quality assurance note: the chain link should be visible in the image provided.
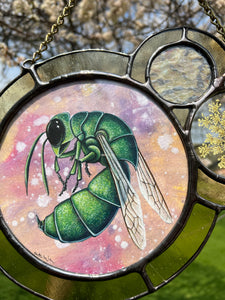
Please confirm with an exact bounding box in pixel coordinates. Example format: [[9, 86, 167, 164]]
[[198, 0, 225, 42], [30, 0, 80, 64]]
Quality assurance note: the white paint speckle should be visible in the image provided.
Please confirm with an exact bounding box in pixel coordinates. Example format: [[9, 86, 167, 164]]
[[46, 167, 53, 176], [28, 212, 35, 219], [136, 95, 149, 106], [118, 227, 122, 232], [34, 116, 49, 126], [115, 235, 121, 242], [55, 240, 70, 249], [171, 147, 179, 154], [158, 134, 173, 150], [141, 112, 149, 122], [12, 220, 18, 226], [53, 96, 62, 103], [121, 241, 128, 249], [31, 178, 39, 186], [112, 224, 117, 230], [37, 194, 52, 207], [16, 142, 26, 153], [63, 167, 69, 177], [20, 217, 25, 222]]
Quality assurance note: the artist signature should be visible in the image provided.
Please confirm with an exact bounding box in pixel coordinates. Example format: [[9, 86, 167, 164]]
[[34, 251, 54, 264]]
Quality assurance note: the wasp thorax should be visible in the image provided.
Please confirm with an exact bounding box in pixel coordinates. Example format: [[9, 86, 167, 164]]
[[46, 118, 66, 147]]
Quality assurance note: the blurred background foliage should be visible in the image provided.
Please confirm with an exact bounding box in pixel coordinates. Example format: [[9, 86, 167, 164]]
[[1, 0, 225, 299], [0, 0, 225, 89]]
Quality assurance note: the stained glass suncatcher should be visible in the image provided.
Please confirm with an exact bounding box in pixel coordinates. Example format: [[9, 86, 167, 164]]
[[0, 27, 225, 299]]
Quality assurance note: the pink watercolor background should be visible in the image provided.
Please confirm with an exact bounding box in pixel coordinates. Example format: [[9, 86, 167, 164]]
[[0, 79, 188, 275]]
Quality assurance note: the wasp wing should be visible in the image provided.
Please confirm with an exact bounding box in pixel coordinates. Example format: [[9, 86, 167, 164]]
[[137, 150, 172, 224], [97, 133, 146, 250]]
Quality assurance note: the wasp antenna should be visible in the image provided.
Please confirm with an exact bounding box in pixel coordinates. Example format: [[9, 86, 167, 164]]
[[41, 138, 49, 195], [25, 132, 46, 195]]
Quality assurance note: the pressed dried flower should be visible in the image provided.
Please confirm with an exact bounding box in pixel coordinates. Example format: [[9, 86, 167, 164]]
[[198, 100, 225, 168]]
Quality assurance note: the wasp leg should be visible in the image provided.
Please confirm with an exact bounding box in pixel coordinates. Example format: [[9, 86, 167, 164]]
[[67, 140, 82, 177], [57, 141, 82, 195], [74, 146, 100, 188], [57, 172, 68, 196], [69, 145, 100, 193], [54, 156, 60, 173], [72, 161, 82, 193], [72, 181, 79, 193], [67, 141, 83, 193], [85, 162, 91, 177], [69, 140, 77, 161], [58, 160, 78, 196], [54, 156, 69, 196]]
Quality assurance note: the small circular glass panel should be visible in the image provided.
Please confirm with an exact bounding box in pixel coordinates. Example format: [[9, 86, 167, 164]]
[[191, 93, 225, 178], [149, 45, 212, 103], [0, 79, 188, 277]]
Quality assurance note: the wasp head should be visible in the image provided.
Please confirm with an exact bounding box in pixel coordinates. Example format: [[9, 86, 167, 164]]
[[46, 113, 74, 157]]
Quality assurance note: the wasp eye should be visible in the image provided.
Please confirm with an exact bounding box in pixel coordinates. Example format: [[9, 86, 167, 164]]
[[46, 119, 65, 147]]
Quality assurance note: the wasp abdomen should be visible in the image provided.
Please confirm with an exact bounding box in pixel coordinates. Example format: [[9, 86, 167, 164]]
[[38, 165, 130, 242]]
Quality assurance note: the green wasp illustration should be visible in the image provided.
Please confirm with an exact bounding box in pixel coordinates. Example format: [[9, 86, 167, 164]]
[[25, 111, 172, 250]]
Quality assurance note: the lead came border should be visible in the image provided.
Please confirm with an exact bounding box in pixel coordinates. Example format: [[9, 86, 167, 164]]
[[0, 27, 225, 299]]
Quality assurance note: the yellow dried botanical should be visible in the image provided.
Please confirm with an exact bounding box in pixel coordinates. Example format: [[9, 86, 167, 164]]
[[198, 99, 225, 168]]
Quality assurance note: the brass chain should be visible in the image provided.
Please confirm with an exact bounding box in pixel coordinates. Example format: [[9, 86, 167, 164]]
[[30, 0, 80, 64], [29, 0, 224, 65], [198, 0, 225, 42]]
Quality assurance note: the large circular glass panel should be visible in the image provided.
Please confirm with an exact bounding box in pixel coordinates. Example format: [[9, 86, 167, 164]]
[[0, 79, 188, 277], [149, 46, 212, 103]]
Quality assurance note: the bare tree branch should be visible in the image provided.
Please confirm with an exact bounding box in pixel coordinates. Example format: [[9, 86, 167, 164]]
[[0, 0, 223, 69]]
